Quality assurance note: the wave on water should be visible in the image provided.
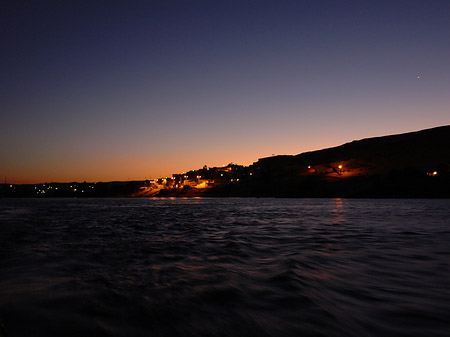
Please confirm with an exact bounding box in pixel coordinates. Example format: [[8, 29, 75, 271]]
[[0, 198, 449, 336]]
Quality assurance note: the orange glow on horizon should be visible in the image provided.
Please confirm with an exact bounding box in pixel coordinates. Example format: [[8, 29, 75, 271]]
[[5, 125, 448, 185]]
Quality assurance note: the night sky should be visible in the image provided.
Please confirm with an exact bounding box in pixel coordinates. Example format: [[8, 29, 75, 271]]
[[2, 1, 449, 183]]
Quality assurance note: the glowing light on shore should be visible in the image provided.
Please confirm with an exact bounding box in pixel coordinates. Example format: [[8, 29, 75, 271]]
[[195, 182, 207, 188]]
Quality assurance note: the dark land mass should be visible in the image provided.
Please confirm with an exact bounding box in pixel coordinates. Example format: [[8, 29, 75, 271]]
[[208, 125, 450, 198], [2, 125, 450, 198]]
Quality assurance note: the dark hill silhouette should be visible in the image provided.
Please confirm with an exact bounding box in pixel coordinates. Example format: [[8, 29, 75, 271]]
[[208, 125, 450, 198], [257, 125, 450, 173]]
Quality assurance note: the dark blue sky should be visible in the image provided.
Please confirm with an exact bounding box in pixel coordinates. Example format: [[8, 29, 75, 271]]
[[1, 1, 449, 183]]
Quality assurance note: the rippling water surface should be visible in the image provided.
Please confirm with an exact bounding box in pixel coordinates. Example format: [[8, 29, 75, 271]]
[[0, 198, 449, 336]]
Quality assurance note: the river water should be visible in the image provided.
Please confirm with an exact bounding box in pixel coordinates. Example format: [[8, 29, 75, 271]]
[[0, 198, 449, 336]]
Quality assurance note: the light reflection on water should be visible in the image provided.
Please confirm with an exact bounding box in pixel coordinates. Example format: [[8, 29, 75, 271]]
[[0, 198, 449, 337]]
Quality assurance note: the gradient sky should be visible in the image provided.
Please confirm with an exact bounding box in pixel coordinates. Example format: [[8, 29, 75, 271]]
[[1, 0, 449, 183]]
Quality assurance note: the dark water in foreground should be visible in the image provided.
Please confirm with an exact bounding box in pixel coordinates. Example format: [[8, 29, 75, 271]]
[[0, 198, 449, 337]]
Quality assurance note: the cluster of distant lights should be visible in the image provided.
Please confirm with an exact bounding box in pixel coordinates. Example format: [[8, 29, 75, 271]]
[[34, 184, 55, 194], [146, 165, 250, 188], [32, 183, 95, 194], [5, 166, 441, 192]]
